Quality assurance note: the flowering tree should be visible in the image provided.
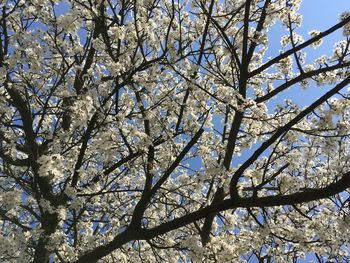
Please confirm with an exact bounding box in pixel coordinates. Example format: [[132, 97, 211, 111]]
[[1, 0, 350, 262]]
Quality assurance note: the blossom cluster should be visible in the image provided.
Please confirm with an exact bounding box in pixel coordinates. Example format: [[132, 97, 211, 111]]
[[0, 0, 349, 262]]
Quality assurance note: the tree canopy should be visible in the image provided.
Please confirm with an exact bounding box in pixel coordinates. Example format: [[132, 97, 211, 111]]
[[1, 0, 350, 262]]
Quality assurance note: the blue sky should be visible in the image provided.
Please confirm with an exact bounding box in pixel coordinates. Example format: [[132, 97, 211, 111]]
[[266, 0, 350, 108], [219, 1, 350, 172]]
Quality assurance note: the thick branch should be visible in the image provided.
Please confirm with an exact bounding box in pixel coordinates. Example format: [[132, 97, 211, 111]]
[[255, 61, 350, 103], [230, 75, 350, 197], [130, 128, 204, 227], [74, 170, 350, 262]]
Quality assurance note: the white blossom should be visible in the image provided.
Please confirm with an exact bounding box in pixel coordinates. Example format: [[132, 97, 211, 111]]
[[0, 1, 349, 262], [340, 11, 350, 36]]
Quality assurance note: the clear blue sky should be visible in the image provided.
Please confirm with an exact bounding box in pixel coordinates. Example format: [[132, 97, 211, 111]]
[[266, 0, 350, 108]]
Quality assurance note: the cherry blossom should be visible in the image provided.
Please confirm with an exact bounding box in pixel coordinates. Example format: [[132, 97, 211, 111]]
[[0, 0, 350, 262]]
